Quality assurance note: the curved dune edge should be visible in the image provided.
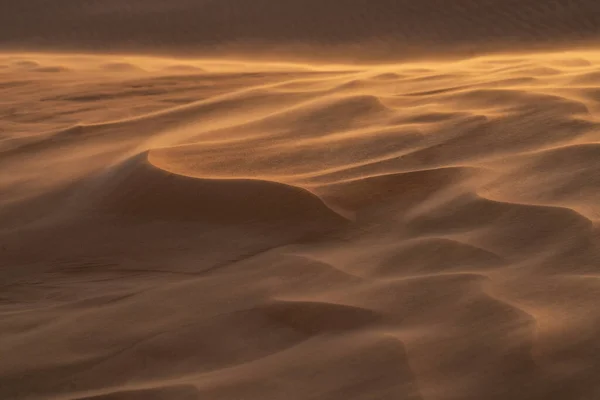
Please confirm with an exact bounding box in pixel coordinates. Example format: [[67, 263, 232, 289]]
[[86, 152, 349, 227]]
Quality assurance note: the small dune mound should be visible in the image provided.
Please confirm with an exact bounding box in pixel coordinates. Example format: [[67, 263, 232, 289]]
[[569, 71, 600, 85], [101, 62, 145, 72], [408, 193, 593, 256], [317, 167, 476, 211], [515, 143, 600, 172], [483, 143, 600, 217], [506, 66, 562, 76], [11, 60, 39, 69], [34, 66, 69, 73], [373, 238, 504, 277], [86, 153, 347, 227], [267, 95, 393, 135], [161, 65, 205, 73], [399, 111, 467, 123], [262, 300, 380, 334], [371, 72, 404, 80], [551, 58, 593, 68]]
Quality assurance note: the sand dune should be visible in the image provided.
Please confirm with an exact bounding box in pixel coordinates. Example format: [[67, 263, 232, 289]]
[[90, 152, 347, 228], [2, 15, 600, 400]]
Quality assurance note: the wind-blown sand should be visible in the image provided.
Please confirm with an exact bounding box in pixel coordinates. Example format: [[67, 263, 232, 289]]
[[2, 5, 600, 400]]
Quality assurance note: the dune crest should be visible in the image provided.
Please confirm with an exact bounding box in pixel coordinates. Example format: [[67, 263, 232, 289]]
[[87, 152, 347, 228]]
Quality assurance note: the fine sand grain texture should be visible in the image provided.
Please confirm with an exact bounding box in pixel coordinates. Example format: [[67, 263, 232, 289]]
[[2, 4, 600, 399]]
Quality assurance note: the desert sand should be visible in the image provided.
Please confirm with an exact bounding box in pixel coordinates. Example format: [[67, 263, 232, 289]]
[[2, 2, 600, 400]]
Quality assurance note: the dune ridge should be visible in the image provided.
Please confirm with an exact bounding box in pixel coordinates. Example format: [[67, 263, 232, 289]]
[[2, 49, 600, 400], [87, 151, 348, 228]]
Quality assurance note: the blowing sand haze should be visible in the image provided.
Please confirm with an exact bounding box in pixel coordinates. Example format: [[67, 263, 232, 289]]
[[2, 2, 600, 400]]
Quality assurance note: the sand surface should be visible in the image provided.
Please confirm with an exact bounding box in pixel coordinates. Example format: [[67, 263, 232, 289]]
[[2, 4, 600, 400]]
